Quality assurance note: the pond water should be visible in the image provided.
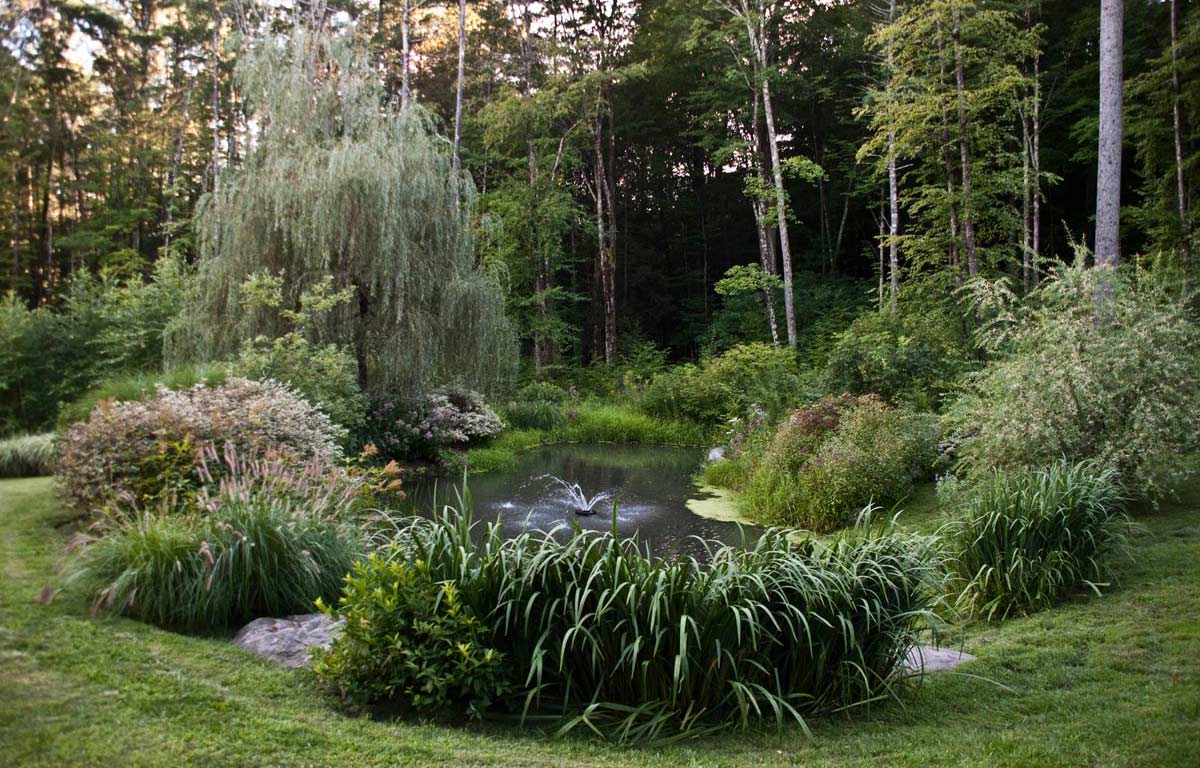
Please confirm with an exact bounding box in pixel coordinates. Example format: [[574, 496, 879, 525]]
[[402, 444, 758, 557]]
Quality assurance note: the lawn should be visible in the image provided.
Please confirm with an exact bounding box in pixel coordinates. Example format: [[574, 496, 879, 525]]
[[1, 476, 1198, 767]]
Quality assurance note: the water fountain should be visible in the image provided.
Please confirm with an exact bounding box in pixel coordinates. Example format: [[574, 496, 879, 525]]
[[542, 475, 612, 516]]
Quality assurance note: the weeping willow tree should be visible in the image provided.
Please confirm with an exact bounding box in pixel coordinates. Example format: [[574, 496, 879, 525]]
[[168, 27, 515, 394]]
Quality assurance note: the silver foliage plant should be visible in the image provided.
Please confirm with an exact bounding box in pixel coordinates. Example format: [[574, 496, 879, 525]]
[[169, 26, 516, 394]]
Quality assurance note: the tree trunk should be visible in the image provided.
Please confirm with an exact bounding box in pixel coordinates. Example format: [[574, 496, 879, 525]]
[[209, 19, 221, 195], [886, 0, 900, 310], [760, 76, 795, 347], [1032, 48, 1041, 283], [937, 20, 961, 275], [952, 7, 979, 276], [1170, 0, 1189, 261], [1094, 0, 1123, 270], [1022, 109, 1032, 292], [400, 0, 412, 109], [452, 0, 466, 204]]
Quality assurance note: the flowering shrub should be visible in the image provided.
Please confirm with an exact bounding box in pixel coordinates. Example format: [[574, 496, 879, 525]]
[[367, 386, 503, 462], [58, 377, 345, 514], [709, 396, 938, 532], [948, 264, 1200, 499]]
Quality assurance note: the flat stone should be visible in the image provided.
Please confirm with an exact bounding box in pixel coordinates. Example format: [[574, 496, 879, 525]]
[[233, 612, 343, 668], [905, 644, 975, 674]]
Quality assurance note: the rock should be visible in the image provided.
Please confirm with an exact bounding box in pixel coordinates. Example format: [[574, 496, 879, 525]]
[[706, 446, 726, 463], [905, 644, 975, 674], [233, 612, 343, 668]]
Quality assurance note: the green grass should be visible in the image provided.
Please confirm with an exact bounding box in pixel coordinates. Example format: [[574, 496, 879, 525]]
[[1, 475, 1199, 766], [465, 401, 710, 474]]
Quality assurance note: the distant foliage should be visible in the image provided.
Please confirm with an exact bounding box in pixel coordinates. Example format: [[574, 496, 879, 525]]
[[0, 258, 186, 434], [313, 555, 510, 715], [318, 504, 938, 740], [365, 387, 503, 463], [639, 342, 805, 425], [944, 461, 1131, 620], [59, 378, 344, 514], [0, 433, 56, 477], [949, 264, 1200, 499]]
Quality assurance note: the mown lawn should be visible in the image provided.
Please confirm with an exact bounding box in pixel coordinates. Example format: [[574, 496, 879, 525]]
[[1, 476, 1198, 767]]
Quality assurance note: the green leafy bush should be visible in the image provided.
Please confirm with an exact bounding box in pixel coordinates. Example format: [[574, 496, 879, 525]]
[[512, 381, 569, 404], [72, 466, 364, 631], [0, 433, 56, 477], [824, 310, 969, 409], [726, 396, 939, 531], [948, 264, 1200, 499], [232, 334, 367, 430], [944, 461, 1131, 621], [639, 342, 803, 425], [312, 555, 510, 715], [499, 399, 565, 431], [325, 503, 937, 740], [58, 377, 345, 514]]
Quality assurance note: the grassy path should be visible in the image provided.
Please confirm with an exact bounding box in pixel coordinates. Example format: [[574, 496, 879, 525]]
[[1, 476, 1198, 766]]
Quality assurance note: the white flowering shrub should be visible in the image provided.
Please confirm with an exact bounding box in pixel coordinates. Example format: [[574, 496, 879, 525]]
[[948, 264, 1200, 499], [59, 377, 345, 513], [367, 386, 503, 462]]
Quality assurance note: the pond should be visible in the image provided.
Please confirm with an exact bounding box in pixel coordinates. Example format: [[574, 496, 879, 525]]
[[402, 443, 759, 556]]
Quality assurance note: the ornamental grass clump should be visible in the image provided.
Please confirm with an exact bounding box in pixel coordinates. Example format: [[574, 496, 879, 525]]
[[945, 460, 1132, 621], [0, 432, 56, 477], [317, 502, 940, 741], [71, 453, 364, 631]]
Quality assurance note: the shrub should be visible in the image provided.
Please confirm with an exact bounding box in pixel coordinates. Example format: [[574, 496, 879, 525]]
[[499, 399, 565, 431], [365, 386, 504, 463], [948, 264, 1200, 499], [0, 433, 56, 477], [944, 461, 1131, 621], [512, 381, 569, 404], [56, 364, 229, 431], [824, 310, 969, 409], [639, 342, 803, 426], [737, 397, 938, 531], [322, 504, 938, 740], [71, 475, 364, 631], [312, 555, 510, 715], [58, 377, 345, 514], [232, 334, 367, 430]]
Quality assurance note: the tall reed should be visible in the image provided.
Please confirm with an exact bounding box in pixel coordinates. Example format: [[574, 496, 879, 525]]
[[345, 502, 940, 741], [0, 433, 56, 477], [944, 460, 1131, 621]]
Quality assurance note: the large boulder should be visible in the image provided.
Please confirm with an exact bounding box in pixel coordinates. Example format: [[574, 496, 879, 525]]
[[233, 613, 343, 668]]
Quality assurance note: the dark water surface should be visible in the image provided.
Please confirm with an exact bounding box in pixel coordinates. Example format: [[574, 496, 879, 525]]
[[402, 444, 757, 556]]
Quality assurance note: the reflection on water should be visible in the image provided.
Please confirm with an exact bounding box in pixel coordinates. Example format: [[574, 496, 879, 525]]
[[401, 444, 759, 557]]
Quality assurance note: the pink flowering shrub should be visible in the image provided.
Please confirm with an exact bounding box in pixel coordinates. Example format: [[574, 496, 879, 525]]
[[58, 377, 345, 514], [367, 386, 503, 463]]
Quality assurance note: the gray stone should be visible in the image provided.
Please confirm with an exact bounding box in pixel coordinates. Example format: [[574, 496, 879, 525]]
[[233, 612, 343, 668], [905, 644, 975, 674], [707, 446, 726, 463]]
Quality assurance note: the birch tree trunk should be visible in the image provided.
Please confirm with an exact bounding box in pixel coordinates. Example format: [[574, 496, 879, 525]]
[[1094, 0, 1123, 269], [887, 0, 900, 310], [952, 6, 979, 276], [760, 69, 796, 347], [751, 95, 780, 346], [1170, 0, 1189, 261]]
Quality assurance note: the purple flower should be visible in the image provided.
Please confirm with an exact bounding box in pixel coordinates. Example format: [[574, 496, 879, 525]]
[[424, 431, 433, 439]]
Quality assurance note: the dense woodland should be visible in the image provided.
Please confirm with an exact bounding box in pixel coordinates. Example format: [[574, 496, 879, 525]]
[[2, 0, 1195, 374]]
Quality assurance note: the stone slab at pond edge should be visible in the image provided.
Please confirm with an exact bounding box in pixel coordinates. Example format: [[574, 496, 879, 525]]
[[234, 613, 975, 676]]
